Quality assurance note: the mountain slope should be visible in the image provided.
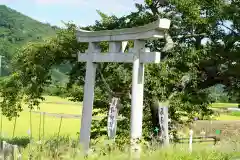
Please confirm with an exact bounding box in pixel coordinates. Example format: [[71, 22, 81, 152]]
[[0, 5, 55, 57], [0, 5, 57, 75], [0, 5, 69, 83]]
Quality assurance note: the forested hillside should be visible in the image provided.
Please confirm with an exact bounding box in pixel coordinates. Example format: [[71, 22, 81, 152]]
[[0, 5, 69, 82]]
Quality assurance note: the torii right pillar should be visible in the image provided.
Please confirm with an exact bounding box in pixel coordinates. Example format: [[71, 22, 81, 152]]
[[130, 40, 145, 156]]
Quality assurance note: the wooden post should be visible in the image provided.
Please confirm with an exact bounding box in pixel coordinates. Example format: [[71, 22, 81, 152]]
[[189, 129, 193, 152], [0, 141, 20, 160], [12, 145, 18, 160], [29, 110, 33, 159], [2, 141, 6, 159], [158, 104, 169, 146], [79, 42, 98, 153], [29, 110, 32, 140], [0, 141, 3, 159], [12, 116, 17, 138], [42, 112, 45, 140], [0, 112, 2, 138], [57, 116, 63, 151], [38, 112, 42, 141]]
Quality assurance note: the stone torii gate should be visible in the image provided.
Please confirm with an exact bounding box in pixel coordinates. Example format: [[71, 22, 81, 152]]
[[76, 18, 171, 152]]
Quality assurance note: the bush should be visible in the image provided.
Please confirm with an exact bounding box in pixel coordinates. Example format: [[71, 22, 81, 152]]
[[0, 136, 30, 148], [44, 83, 68, 97]]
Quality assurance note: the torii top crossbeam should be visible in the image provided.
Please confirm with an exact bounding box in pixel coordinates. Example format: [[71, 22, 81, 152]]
[[76, 18, 171, 64], [76, 18, 171, 42]]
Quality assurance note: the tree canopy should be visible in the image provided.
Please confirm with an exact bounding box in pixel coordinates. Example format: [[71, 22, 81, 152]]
[[0, 0, 239, 141]]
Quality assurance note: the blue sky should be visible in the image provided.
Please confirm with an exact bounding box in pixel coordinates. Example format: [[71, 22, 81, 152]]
[[1, 0, 144, 27]]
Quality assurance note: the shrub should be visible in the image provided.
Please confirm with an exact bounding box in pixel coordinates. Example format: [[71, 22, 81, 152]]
[[0, 136, 30, 148]]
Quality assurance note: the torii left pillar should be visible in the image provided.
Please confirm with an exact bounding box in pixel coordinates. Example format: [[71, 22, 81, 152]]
[[79, 42, 99, 152]]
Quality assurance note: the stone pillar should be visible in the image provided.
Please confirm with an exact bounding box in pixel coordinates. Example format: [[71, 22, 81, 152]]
[[79, 42, 98, 152], [130, 40, 145, 157]]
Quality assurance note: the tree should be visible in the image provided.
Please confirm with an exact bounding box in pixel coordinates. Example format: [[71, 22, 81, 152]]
[[1, 0, 238, 143], [0, 24, 82, 118]]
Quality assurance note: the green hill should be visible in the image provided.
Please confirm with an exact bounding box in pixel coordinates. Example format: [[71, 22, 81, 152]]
[[0, 5, 57, 57], [0, 5, 69, 83]]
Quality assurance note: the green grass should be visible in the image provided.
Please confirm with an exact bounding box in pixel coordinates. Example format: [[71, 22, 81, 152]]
[[1, 97, 240, 140], [42, 96, 71, 103], [215, 114, 240, 120], [229, 111, 240, 117], [210, 103, 238, 108], [1, 96, 82, 139], [20, 140, 240, 160], [1, 97, 240, 159]]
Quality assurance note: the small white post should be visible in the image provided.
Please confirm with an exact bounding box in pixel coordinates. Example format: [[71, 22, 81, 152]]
[[200, 130, 206, 138], [130, 40, 145, 158], [79, 42, 98, 153], [189, 129, 193, 152]]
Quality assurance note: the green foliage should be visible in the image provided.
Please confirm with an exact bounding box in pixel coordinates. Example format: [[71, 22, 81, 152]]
[[43, 83, 68, 97], [208, 85, 232, 103], [0, 0, 239, 143], [0, 23, 83, 119], [0, 136, 30, 148]]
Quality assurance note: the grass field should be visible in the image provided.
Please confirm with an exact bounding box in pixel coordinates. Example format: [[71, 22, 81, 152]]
[[210, 103, 238, 108], [1, 96, 82, 139], [1, 96, 240, 140]]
